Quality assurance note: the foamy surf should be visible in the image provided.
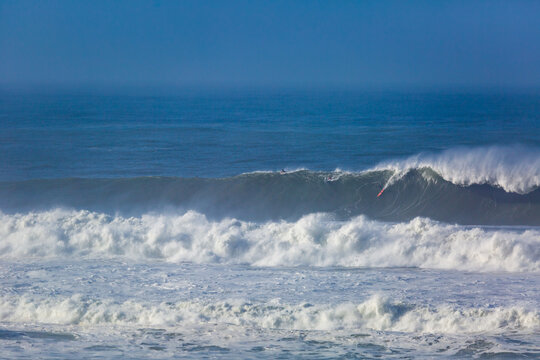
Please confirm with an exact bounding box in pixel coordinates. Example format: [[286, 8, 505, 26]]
[[1, 209, 539, 272], [1, 294, 537, 334]]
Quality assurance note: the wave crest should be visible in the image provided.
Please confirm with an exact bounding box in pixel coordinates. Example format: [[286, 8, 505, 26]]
[[374, 145, 540, 194]]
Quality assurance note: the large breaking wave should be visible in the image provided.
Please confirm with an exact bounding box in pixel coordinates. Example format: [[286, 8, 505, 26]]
[[373, 145, 540, 194], [1, 146, 540, 272], [1, 209, 539, 272], [2, 147, 540, 225]]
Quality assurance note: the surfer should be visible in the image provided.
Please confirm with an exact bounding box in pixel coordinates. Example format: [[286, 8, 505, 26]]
[[280, 169, 286, 174]]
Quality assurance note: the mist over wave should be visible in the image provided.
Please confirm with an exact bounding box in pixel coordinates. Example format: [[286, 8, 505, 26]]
[[374, 145, 540, 194], [1, 209, 538, 272]]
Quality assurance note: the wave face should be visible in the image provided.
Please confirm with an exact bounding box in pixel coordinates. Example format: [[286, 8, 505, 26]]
[[2, 163, 540, 226], [1, 294, 537, 334], [1, 209, 539, 272]]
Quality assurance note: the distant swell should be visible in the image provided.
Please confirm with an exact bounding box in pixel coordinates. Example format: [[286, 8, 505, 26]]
[[0, 294, 537, 334], [1, 209, 539, 272]]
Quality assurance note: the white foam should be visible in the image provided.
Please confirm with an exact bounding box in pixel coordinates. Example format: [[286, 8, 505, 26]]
[[0, 294, 537, 334], [241, 167, 309, 175], [373, 145, 540, 194], [1, 209, 539, 272]]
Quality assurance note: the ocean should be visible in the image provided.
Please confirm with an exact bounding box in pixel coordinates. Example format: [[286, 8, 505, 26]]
[[0, 89, 539, 359]]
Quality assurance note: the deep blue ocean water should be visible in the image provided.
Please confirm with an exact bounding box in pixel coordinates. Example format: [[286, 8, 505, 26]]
[[2, 89, 540, 180], [0, 89, 539, 359]]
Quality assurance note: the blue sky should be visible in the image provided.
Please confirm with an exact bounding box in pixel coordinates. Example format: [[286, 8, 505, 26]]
[[1, 0, 540, 88]]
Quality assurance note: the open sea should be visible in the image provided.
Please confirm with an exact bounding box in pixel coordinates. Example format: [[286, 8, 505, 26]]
[[0, 89, 539, 359]]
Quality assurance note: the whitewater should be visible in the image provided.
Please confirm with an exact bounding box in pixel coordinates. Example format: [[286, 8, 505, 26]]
[[1, 90, 539, 358], [1, 209, 539, 272]]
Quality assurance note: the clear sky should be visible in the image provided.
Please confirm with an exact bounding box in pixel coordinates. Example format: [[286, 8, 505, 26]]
[[1, 0, 540, 89]]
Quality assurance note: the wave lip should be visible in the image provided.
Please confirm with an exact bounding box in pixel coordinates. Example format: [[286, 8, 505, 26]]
[[1, 209, 539, 272], [374, 145, 540, 194], [0, 294, 537, 334]]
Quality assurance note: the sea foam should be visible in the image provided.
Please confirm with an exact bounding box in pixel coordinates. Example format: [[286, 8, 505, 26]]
[[1, 209, 538, 272], [0, 294, 537, 334]]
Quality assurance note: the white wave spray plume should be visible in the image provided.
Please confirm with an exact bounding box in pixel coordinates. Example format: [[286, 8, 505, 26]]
[[373, 145, 540, 194]]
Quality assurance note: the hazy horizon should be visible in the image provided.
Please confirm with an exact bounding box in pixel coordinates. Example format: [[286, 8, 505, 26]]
[[2, 0, 540, 89]]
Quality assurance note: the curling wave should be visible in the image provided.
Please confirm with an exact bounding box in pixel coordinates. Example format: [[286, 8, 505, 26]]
[[374, 145, 540, 194], [0, 294, 537, 334], [1, 209, 539, 272]]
